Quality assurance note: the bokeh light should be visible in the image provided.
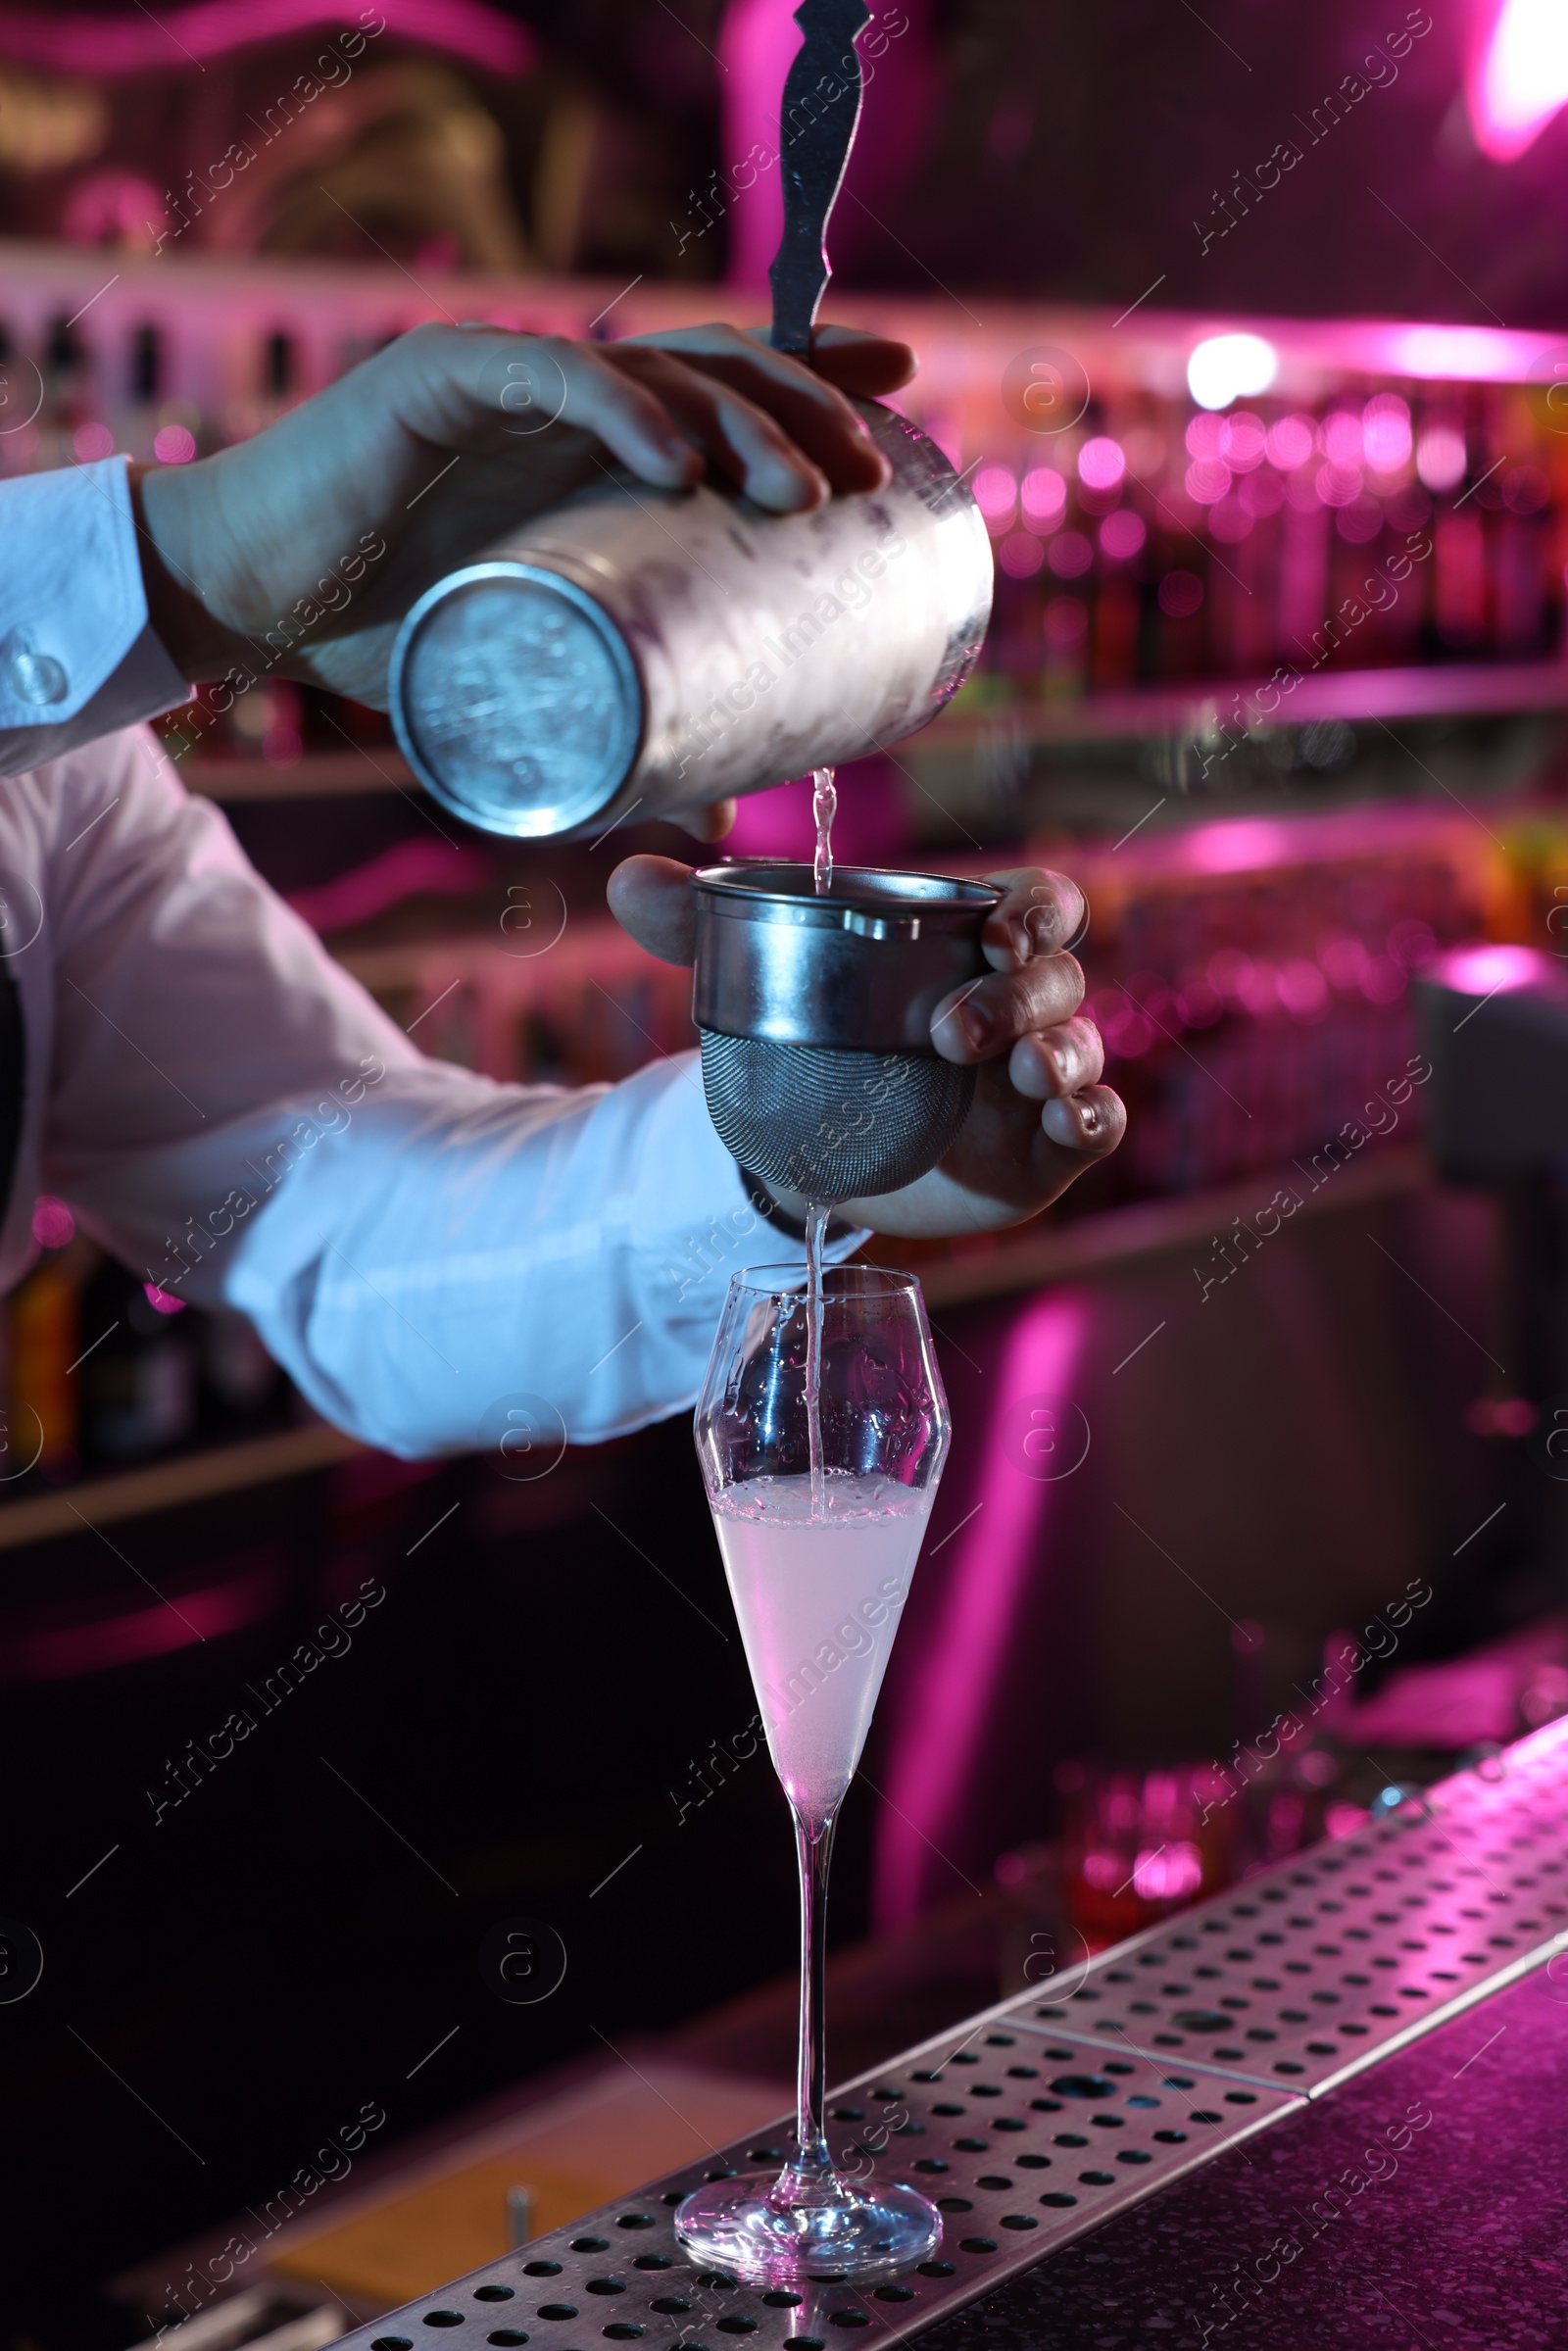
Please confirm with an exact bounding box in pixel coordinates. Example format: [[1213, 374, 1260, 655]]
[[1187, 332, 1278, 411], [153, 423, 197, 465], [1219, 413, 1267, 469], [1265, 414, 1316, 471], [1077, 435, 1126, 491], [1186, 457, 1231, 505], [973, 464, 1018, 524], [1099, 508, 1146, 560], [1321, 409, 1363, 466], [1043, 594, 1088, 650], [1362, 392, 1412, 474], [31, 1196, 74, 1249], [1158, 569, 1203, 618], [1416, 419, 1467, 493], [1315, 461, 1362, 508], [1020, 465, 1067, 526]]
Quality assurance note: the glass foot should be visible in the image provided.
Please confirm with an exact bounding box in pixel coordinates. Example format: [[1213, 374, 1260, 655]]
[[674, 2166, 942, 2285]]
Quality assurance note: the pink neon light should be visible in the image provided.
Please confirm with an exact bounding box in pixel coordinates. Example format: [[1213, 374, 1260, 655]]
[[871, 1290, 1089, 1933], [1470, 0, 1568, 161], [1182, 817, 1296, 874], [0, 0, 534, 76], [285, 838, 488, 933], [1389, 324, 1542, 381], [0, 1563, 281, 1682], [1434, 942, 1550, 995], [720, 0, 797, 290]]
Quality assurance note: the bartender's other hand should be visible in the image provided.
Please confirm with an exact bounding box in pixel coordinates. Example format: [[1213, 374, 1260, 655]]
[[607, 857, 1125, 1236], [129, 321, 916, 710]]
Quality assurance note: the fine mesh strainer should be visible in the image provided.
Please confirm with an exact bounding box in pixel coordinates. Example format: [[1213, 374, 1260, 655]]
[[692, 862, 1002, 1203]]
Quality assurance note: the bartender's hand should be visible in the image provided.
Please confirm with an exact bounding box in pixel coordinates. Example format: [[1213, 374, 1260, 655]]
[[607, 857, 1125, 1235], [129, 320, 915, 713]]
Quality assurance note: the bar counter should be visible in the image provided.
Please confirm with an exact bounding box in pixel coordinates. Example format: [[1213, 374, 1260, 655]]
[[318, 1719, 1568, 2351]]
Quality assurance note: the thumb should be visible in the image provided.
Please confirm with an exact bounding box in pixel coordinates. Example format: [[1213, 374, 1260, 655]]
[[607, 854, 698, 965]]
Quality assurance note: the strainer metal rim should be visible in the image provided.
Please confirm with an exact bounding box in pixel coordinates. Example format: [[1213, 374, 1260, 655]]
[[694, 861, 1003, 937]]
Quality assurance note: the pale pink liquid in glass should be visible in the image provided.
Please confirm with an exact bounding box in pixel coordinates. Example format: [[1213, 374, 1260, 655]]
[[710, 1471, 932, 1828]]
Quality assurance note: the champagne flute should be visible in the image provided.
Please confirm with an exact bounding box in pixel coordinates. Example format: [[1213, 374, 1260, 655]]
[[675, 1263, 950, 2284]]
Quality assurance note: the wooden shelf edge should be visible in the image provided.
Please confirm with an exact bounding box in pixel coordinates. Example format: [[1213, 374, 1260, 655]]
[[914, 1141, 1429, 1311], [0, 1420, 364, 1552]]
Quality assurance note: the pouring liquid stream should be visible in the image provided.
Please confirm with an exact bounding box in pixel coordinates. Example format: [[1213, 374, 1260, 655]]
[[811, 765, 837, 897], [803, 766, 838, 1516]]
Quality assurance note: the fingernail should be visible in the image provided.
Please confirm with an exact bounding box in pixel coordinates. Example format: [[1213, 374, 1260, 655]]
[[1025, 905, 1057, 955], [1077, 1098, 1102, 1137], [1040, 1042, 1072, 1092], [1042, 1097, 1077, 1144], [959, 997, 995, 1051]]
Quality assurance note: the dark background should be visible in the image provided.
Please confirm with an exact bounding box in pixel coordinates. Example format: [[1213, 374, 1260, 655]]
[[0, 0, 1563, 2335]]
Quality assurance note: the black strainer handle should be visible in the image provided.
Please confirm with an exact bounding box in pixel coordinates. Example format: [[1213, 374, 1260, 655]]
[[769, 0, 873, 358]]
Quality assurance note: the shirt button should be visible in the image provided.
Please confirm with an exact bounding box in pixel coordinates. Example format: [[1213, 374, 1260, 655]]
[[2, 631, 68, 707]]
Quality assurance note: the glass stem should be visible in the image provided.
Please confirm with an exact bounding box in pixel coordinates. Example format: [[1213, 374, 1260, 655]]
[[791, 1803, 837, 2180]]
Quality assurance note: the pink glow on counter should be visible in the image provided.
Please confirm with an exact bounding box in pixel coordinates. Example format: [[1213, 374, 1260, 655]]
[[872, 1289, 1090, 1934]]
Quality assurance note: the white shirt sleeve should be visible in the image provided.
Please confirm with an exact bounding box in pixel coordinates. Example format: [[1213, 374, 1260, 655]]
[[30, 725, 857, 1458], [0, 458, 190, 777]]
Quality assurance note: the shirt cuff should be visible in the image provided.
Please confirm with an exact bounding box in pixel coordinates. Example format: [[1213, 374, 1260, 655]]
[[0, 457, 191, 773]]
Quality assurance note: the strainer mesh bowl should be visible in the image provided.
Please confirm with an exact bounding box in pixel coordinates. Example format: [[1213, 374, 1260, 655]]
[[700, 1030, 975, 1202]]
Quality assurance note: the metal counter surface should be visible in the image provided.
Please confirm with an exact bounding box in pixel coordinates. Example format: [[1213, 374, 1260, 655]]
[[917, 1961, 1566, 2350], [326, 1722, 1568, 2351]]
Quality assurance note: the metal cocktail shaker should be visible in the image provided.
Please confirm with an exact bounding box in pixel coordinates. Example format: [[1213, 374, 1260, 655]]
[[387, 1, 992, 840], [387, 406, 992, 840]]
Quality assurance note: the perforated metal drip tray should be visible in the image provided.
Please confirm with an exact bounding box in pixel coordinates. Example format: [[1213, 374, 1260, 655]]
[[1007, 1714, 1568, 2093], [333, 1721, 1568, 2351]]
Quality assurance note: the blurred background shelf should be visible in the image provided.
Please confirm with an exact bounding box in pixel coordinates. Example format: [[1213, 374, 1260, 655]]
[[0, 1419, 362, 1550], [912, 1140, 1427, 1311], [178, 656, 1568, 812], [929, 654, 1568, 751]]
